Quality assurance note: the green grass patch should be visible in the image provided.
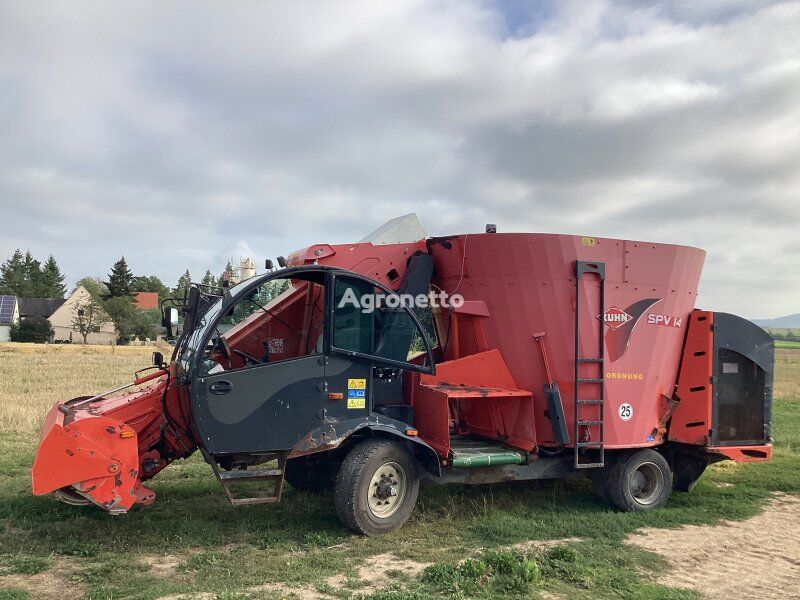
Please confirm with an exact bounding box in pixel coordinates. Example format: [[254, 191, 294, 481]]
[[1, 349, 799, 598], [776, 340, 800, 349]]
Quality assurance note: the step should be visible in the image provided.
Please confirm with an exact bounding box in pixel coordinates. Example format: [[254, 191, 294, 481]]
[[576, 441, 604, 448], [577, 420, 603, 426], [450, 440, 527, 468], [577, 357, 604, 363], [575, 462, 605, 469], [577, 399, 604, 405], [577, 378, 604, 384], [421, 383, 532, 399], [219, 468, 283, 482]]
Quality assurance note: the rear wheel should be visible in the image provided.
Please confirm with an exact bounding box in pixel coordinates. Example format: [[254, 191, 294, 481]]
[[334, 439, 419, 536], [604, 449, 672, 511]]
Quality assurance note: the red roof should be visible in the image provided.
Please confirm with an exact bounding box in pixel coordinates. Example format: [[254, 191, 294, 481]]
[[134, 292, 159, 310]]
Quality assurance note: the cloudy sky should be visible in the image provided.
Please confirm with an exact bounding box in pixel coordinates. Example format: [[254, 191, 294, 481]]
[[0, 0, 798, 317]]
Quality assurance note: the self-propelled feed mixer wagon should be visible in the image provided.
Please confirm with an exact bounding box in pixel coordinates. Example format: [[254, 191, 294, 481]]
[[32, 215, 773, 535]]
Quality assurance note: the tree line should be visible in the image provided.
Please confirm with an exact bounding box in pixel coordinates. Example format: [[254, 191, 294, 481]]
[[1, 250, 236, 344]]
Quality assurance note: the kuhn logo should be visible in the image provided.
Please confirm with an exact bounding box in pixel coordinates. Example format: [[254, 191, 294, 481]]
[[600, 307, 633, 329]]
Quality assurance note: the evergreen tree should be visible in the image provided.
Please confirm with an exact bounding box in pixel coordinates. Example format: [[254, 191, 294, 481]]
[[41, 255, 67, 298], [220, 261, 235, 286], [201, 269, 217, 288], [0, 250, 26, 295], [106, 256, 134, 298], [23, 252, 47, 296], [173, 270, 192, 299]]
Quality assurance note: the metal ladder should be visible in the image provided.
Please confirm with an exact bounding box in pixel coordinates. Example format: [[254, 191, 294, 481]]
[[203, 449, 287, 506], [573, 260, 606, 469]]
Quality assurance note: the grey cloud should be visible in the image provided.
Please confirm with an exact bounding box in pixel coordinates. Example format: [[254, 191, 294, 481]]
[[0, 0, 797, 317]]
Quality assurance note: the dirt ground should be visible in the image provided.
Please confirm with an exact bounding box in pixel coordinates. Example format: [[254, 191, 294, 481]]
[[628, 493, 800, 599]]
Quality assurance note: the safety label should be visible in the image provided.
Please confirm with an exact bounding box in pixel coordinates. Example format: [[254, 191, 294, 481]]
[[347, 398, 366, 409], [348, 378, 366, 389]]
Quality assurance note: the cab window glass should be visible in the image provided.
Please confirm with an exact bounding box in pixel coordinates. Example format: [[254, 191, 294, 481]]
[[202, 275, 325, 374], [332, 276, 431, 369]]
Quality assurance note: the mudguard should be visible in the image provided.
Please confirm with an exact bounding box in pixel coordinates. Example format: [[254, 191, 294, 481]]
[[287, 415, 441, 476]]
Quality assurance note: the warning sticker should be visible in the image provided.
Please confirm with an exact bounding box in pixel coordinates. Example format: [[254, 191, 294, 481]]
[[266, 338, 284, 353], [347, 398, 366, 409], [348, 389, 366, 398], [348, 378, 366, 390]]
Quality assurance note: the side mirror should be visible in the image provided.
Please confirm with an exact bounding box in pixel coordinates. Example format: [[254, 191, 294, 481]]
[[162, 307, 179, 337], [277, 256, 287, 268], [265, 259, 273, 270], [152, 351, 164, 367]]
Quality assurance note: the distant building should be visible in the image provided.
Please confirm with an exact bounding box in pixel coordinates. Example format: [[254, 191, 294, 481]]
[[18, 297, 66, 321], [232, 257, 257, 284], [0, 288, 117, 344], [49, 285, 117, 344], [0, 295, 20, 342], [134, 291, 159, 311]]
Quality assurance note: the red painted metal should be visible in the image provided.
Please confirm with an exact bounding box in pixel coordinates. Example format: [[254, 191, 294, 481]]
[[668, 310, 715, 445], [707, 445, 771, 462], [428, 233, 705, 449], [288, 239, 428, 290], [31, 374, 194, 511], [415, 350, 537, 455]]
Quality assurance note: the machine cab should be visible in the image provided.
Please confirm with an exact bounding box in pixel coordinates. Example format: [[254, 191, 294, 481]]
[[178, 266, 435, 456]]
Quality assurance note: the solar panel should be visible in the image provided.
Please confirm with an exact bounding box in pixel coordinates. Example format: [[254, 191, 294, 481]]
[[0, 295, 15, 324]]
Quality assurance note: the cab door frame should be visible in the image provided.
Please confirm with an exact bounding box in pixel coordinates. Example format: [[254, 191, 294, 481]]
[[186, 266, 435, 456]]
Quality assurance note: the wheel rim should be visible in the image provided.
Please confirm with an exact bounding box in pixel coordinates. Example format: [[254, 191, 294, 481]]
[[367, 461, 406, 518], [53, 487, 91, 506], [630, 461, 663, 505]]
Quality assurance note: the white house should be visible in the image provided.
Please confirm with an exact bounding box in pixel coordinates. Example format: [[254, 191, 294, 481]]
[[48, 285, 117, 344], [0, 295, 20, 342]]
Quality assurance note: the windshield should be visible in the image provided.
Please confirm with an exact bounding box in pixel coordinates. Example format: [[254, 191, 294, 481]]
[[175, 266, 435, 378], [175, 269, 326, 375], [176, 289, 226, 372]]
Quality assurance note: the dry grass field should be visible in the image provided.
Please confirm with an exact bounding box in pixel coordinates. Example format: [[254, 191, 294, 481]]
[[0, 342, 798, 599], [0, 343, 168, 434]]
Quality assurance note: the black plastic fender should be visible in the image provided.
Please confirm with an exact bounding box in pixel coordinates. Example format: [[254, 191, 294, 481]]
[[288, 415, 441, 476]]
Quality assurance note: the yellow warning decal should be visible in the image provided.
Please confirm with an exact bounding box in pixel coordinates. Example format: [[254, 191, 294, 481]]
[[348, 378, 366, 389], [347, 398, 366, 409], [581, 236, 596, 247]]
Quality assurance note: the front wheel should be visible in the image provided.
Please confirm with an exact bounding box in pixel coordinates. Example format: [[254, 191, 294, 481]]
[[603, 449, 672, 511], [334, 439, 420, 536]]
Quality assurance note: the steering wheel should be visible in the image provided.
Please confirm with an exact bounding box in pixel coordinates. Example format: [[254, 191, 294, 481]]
[[233, 348, 263, 366]]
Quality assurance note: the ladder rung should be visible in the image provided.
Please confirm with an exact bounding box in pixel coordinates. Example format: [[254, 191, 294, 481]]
[[577, 399, 604, 405], [577, 441, 604, 448], [578, 420, 603, 426], [577, 378, 604, 384], [577, 357, 604, 363], [576, 462, 605, 469]]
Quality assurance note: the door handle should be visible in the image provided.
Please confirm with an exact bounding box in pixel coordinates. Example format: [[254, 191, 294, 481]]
[[209, 380, 233, 395]]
